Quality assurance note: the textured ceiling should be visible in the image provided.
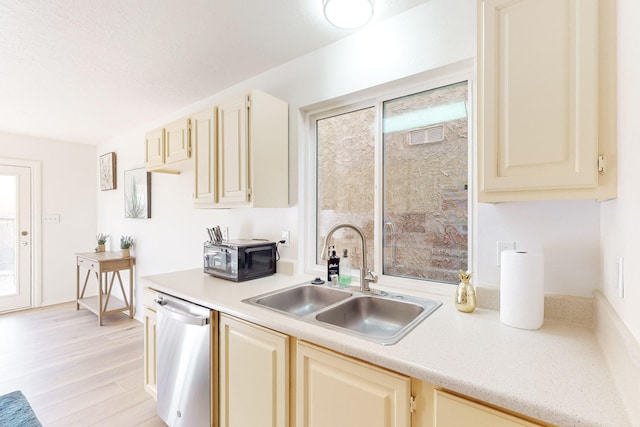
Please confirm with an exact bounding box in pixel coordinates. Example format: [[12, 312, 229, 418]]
[[0, 0, 429, 144]]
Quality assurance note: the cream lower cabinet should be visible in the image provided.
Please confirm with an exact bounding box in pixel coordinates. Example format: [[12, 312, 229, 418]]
[[142, 289, 157, 400], [477, 0, 616, 202], [144, 307, 549, 426], [219, 314, 289, 427], [296, 340, 411, 427], [433, 389, 542, 427]]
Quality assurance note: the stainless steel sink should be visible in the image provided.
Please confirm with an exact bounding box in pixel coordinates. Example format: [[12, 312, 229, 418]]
[[243, 281, 442, 345], [315, 295, 430, 342], [246, 284, 352, 317]]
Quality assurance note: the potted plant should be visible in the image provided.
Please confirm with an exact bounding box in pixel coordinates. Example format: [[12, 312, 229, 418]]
[[96, 233, 109, 252], [120, 235, 134, 257]]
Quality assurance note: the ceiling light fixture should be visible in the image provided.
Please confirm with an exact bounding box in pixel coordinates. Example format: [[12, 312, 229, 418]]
[[323, 0, 374, 30]]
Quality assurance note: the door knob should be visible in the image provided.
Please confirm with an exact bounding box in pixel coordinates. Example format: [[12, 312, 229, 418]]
[[21, 231, 28, 236]]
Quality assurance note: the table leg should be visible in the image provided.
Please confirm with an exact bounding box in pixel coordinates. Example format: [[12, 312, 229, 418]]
[[98, 270, 103, 326], [129, 266, 134, 318], [104, 272, 118, 312], [76, 264, 80, 310]]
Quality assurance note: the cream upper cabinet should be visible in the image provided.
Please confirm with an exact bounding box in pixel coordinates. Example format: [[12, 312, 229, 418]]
[[165, 117, 191, 164], [433, 389, 542, 427], [144, 127, 165, 170], [217, 94, 250, 205], [216, 90, 289, 208], [296, 340, 411, 427], [145, 117, 193, 174], [192, 107, 218, 206], [219, 314, 289, 427], [477, 0, 617, 202]]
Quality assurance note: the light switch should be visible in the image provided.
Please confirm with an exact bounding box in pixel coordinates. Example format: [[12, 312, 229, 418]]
[[43, 214, 60, 223]]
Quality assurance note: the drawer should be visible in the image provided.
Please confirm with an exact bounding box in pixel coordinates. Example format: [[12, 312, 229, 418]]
[[77, 257, 98, 271], [100, 258, 132, 272]]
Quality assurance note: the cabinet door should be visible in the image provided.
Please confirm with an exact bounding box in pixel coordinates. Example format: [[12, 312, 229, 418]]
[[143, 307, 157, 400], [219, 314, 288, 427], [217, 94, 250, 205], [248, 90, 289, 208], [478, 0, 599, 199], [193, 107, 218, 206], [434, 390, 541, 427], [165, 117, 191, 164], [145, 127, 165, 170], [296, 341, 411, 427]]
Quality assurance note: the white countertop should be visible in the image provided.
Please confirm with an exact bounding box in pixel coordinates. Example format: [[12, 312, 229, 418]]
[[141, 269, 630, 427]]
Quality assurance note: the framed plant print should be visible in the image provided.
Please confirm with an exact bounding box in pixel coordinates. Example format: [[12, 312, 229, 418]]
[[99, 152, 117, 191], [124, 168, 151, 219]]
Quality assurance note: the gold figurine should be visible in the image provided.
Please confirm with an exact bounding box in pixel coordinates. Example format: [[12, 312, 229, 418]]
[[455, 270, 477, 313]]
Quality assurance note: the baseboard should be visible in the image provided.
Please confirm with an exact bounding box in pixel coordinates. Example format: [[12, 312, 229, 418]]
[[594, 291, 640, 426]]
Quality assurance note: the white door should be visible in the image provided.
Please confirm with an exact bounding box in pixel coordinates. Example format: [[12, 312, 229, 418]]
[[0, 164, 31, 312]]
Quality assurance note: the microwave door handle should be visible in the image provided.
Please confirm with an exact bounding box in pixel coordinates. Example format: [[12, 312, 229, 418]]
[[155, 300, 210, 326]]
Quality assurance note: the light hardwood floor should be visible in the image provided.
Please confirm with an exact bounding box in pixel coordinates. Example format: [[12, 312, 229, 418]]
[[0, 303, 166, 426]]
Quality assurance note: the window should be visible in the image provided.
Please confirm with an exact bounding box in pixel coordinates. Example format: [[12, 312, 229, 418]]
[[313, 80, 469, 285]]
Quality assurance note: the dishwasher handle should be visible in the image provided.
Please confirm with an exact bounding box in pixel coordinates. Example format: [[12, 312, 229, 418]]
[[155, 299, 210, 326]]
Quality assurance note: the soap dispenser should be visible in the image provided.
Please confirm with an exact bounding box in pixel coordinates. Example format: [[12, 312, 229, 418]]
[[327, 246, 340, 282], [338, 249, 352, 287]]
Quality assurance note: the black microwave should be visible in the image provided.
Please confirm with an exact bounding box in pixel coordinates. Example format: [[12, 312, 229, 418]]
[[203, 240, 276, 282]]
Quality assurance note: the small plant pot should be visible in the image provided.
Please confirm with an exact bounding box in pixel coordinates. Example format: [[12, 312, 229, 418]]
[[96, 244, 105, 253], [120, 248, 130, 257]]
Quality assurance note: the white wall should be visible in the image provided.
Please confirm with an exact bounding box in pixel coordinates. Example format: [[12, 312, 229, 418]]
[[600, 0, 640, 342], [98, 0, 603, 317], [476, 200, 600, 296], [0, 131, 96, 305]]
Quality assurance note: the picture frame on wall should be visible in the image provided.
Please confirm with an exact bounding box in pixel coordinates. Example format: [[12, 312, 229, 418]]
[[124, 168, 151, 219], [99, 152, 117, 191]]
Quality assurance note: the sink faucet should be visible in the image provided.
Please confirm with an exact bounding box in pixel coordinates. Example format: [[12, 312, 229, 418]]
[[322, 223, 378, 292]]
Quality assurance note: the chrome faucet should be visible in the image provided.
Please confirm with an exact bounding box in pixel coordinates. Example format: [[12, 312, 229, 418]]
[[321, 223, 378, 292]]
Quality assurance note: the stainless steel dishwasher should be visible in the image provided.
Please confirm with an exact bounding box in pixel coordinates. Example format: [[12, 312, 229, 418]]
[[155, 292, 213, 427]]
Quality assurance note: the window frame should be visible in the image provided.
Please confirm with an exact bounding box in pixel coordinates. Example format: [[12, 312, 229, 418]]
[[302, 66, 476, 295]]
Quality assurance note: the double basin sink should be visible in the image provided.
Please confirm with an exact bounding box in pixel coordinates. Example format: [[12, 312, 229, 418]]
[[243, 280, 442, 345]]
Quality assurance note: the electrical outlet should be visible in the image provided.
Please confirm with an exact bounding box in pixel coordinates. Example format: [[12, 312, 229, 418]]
[[281, 231, 290, 247], [497, 241, 516, 266]]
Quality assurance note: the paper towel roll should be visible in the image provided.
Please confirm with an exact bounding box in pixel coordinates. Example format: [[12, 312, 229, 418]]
[[500, 250, 544, 330]]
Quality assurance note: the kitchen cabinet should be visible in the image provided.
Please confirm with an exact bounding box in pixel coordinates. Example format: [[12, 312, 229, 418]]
[[140, 289, 551, 427], [219, 314, 289, 427], [142, 288, 157, 400], [433, 389, 542, 427], [216, 90, 288, 208], [164, 117, 191, 165], [144, 127, 164, 170], [193, 107, 218, 207], [296, 340, 411, 427], [145, 117, 192, 174], [477, 0, 617, 202]]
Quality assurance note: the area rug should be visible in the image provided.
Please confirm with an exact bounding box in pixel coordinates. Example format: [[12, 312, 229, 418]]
[[0, 390, 42, 427]]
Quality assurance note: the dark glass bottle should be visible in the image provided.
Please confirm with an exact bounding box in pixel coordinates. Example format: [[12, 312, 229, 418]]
[[327, 247, 340, 282]]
